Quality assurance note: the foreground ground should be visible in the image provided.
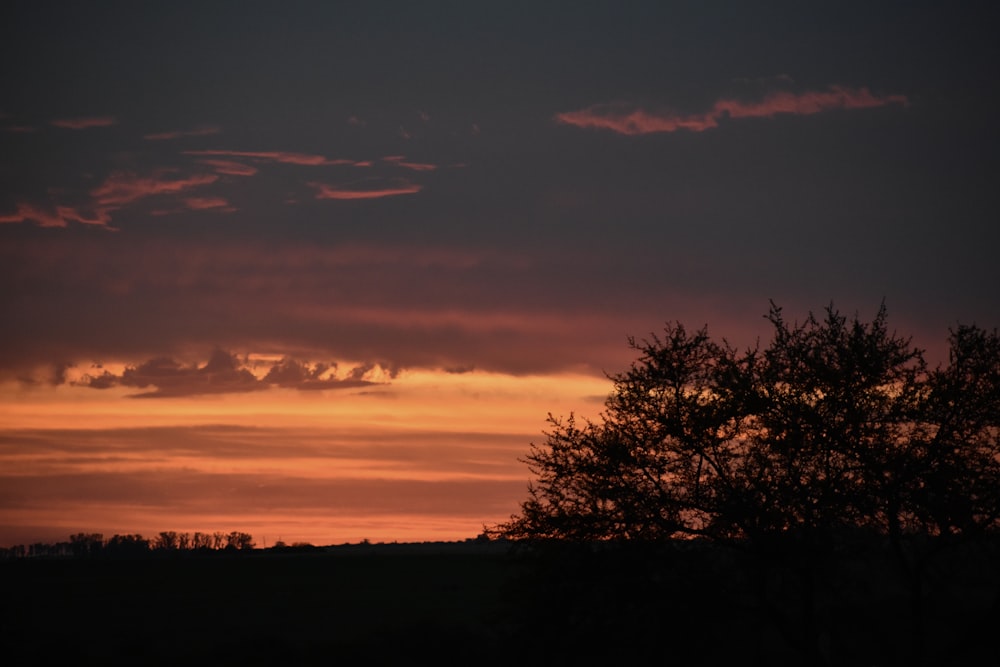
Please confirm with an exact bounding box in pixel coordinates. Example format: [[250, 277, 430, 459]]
[[2, 545, 520, 665], [2, 540, 999, 665]]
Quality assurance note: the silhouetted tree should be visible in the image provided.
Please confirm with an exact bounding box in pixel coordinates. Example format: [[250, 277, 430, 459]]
[[495, 304, 1000, 663], [69, 533, 105, 558], [105, 533, 150, 557], [225, 531, 255, 551], [211, 531, 226, 550], [191, 531, 213, 550], [154, 531, 180, 551], [177, 532, 191, 550]]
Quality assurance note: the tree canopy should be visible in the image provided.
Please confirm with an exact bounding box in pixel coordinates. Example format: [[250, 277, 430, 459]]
[[495, 304, 1000, 549]]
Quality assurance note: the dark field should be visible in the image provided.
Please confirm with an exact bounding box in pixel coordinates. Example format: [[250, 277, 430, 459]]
[[3, 541, 999, 666], [1, 546, 517, 665]]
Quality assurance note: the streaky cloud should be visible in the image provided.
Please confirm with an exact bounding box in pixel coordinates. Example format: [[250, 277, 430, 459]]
[[93, 171, 219, 207], [381, 155, 438, 172], [50, 116, 118, 129], [308, 180, 422, 200], [183, 197, 233, 211], [556, 85, 909, 135], [0, 203, 115, 230], [143, 126, 221, 141], [0, 203, 67, 228], [557, 105, 719, 134], [184, 149, 358, 167], [715, 86, 909, 119], [197, 159, 258, 176]]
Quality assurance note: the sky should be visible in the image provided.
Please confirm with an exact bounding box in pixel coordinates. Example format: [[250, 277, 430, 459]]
[[1, 1, 998, 546]]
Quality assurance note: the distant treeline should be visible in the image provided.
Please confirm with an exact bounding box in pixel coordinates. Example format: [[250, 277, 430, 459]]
[[0, 530, 261, 559]]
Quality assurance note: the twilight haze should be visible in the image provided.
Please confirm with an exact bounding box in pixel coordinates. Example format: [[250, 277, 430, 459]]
[[1, 2, 997, 546]]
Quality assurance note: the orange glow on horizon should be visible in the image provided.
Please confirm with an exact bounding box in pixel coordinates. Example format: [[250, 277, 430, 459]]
[[0, 368, 611, 546]]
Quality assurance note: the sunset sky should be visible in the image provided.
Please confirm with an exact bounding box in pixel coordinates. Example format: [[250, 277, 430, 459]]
[[2, 2, 997, 546]]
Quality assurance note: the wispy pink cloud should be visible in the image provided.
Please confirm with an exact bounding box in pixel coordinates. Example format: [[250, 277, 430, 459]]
[[555, 85, 909, 135], [716, 86, 909, 118], [197, 159, 258, 176], [93, 171, 219, 207], [0, 203, 67, 228], [556, 106, 718, 134], [3, 125, 35, 133], [308, 180, 423, 200], [56, 206, 115, 228], [382, 156, 438, 172], [143, 126, 221, 141], [184, 197, 233, 211], [2, 170, 216, 230], [0, 203, 115, 229], [50, 116, 118, 130], [184, 149, 356, 167]]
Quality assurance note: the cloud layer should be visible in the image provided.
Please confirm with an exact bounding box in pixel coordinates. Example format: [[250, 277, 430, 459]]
[[0, 237, 679, 383]]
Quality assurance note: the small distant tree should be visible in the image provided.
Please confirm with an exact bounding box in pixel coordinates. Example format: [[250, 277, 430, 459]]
[[225, 531, 255, 551], [105, 534, 150, 557], [177, 532, 192, 550], [154, 531, 180, 551], [192, 532, 213, 550], [68, 533, 105, 558]]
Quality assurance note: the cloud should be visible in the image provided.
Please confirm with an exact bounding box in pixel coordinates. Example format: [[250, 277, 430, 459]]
[[0, 237, 643, 381], [56, 206, 115, 228], [143, 126, 221, 141], [2, 170, 217, 229], [556, 105, 720, 134], [92, 170, 219, 207], [76, 350, 381, 397], [716, 86, 910, 119], [3, 125, 35, 133], [197, 159, 258, 176], [0, 203, 67, 228], [262, 358, 376, 390], [308, 180, 422, 200], [0, 203, 114, 229], [183, 149, 356, 167], [183, 197, 233, 211], [50, 116, 118, 130], [120, 351, 262, 398], [3, 167, 221, 229], [381, 156, 438, 172], [555, 85, 909, 135]]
